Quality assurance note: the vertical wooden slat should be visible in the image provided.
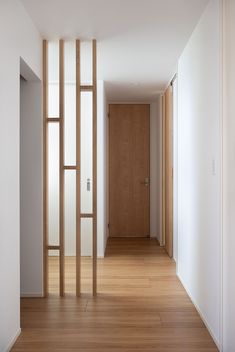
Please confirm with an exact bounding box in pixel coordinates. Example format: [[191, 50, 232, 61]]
[[76, 40, 81, 297], [43, 40, 48, 297], [162, 94, 166, 247], [59, 40, 65, 296], [164, 85, 173, 258], [92, 39, 97, 296]]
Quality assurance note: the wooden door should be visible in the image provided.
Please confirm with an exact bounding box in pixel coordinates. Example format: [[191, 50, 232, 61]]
[[164, 86, 173, 257], [109, 104, 150, 237]]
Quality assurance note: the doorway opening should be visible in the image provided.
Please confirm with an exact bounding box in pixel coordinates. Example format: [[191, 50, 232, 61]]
[[107, 82, 177, 261], [106, 101, 162, 256], [20, 58, 43, 298]]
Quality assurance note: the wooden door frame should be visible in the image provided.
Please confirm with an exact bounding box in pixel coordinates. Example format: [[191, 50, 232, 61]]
[[107, 102, 151, 238], [162, 82, 174, 258]]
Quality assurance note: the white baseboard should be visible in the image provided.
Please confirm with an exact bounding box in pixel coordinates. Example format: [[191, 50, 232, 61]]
[[5, 328, 21, 352], [177, 273, 221, 351], [20, 293, 43, 298]]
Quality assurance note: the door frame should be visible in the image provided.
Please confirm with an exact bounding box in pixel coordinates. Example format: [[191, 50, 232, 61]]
[[162, 76, 176, 259]]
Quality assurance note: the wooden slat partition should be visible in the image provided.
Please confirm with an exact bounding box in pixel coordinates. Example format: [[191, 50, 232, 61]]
[[43, 38, 97, 297]]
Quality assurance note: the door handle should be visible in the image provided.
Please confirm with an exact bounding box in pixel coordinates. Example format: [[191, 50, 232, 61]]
[[87, 178, 91, 191], [140, 177, 150, 187]]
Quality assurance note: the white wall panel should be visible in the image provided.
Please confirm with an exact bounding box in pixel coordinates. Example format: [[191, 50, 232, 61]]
[[177, 0, 221, 346], [0, 0, 42, 349]]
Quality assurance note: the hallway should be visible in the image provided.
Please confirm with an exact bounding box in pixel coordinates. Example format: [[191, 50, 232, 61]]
[[13, 238, 218, 351]]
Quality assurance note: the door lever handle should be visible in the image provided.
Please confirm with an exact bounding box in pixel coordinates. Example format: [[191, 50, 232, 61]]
[[140, 177, 150, 187], [87, 178, 91, 191]]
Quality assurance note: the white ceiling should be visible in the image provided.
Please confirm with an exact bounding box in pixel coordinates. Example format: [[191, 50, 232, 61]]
[[20, 0, 209, 101]]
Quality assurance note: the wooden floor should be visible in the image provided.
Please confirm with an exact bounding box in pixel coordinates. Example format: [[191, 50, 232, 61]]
[[13, 238, 218, 351]]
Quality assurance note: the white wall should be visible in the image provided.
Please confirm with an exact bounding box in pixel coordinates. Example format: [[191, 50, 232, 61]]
[[223, 0, 235, 350], [20, 71, 43, 297], [0, 0, 42, 350], [177, 0, 222, 347]]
